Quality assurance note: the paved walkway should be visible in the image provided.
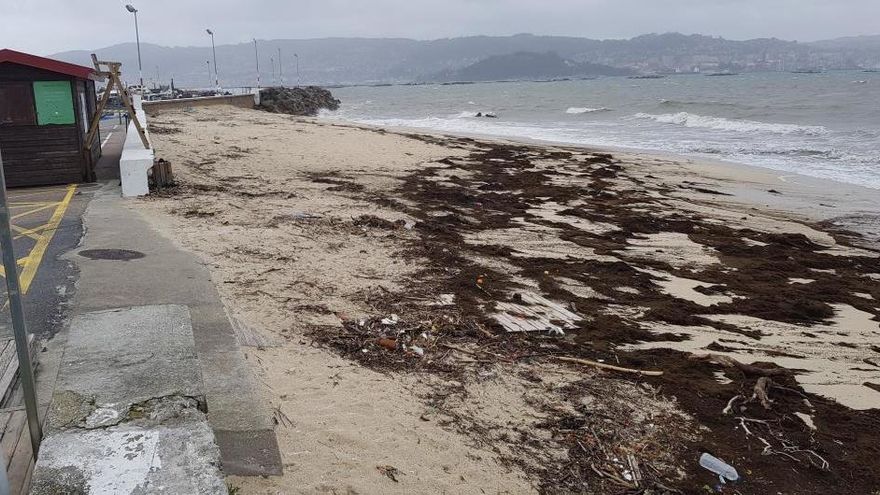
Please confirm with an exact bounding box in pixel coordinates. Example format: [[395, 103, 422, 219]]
[[0, 120, 124, 493], [59, 182, 282, 477], [15, 118, 280, 492]]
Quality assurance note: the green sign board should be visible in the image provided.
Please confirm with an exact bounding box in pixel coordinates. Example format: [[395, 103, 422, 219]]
[[33, 81, 75, 125]]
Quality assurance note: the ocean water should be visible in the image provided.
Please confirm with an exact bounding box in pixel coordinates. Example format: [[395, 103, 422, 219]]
[[323, 72, 880, 190]]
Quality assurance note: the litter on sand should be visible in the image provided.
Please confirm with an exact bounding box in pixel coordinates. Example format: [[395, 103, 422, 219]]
[[493, 292, 581, 335]]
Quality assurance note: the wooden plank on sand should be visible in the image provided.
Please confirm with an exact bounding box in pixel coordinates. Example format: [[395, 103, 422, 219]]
[[493, 293, 582, 334]]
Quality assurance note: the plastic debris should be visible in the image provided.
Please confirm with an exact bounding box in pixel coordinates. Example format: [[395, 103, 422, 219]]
[[699, 453, 739, 484], [380, 314, 400, 325], [431, 294, 456, 307]]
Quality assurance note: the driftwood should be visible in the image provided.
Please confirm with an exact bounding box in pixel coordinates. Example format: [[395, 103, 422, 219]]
[[555, 356, 663, 376], [725, 377, 774, 415], [689, 353, 786, 376], [752, 376, 773, 409]]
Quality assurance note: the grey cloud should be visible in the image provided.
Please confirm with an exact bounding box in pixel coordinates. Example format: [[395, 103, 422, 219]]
[[1, 0, 878, 54]]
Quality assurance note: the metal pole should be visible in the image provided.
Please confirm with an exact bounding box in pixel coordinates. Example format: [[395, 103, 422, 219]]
[[253, 39, 260, 89], [0, 146, 42, 457], [208, 30, 219, 93], [295, 53, 299, 84], [133, 10, 143, 88], [278, 48, 283, 88], [0, 449, 9, 495]]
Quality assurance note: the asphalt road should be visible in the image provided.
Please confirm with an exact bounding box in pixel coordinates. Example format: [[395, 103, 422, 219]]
[[0, 119, 125, 339]]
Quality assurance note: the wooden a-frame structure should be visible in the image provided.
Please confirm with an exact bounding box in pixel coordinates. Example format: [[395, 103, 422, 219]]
[[83, 54, 149, 160]]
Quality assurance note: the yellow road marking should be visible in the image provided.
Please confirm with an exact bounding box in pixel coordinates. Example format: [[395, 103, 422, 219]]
[[11, 202, 64, 221], [0, 258, 29, 277], [11, 224, 43, 241], [2, 189, 65, 201], [8, 202, 62, 208], [17, 184, 77, 293]]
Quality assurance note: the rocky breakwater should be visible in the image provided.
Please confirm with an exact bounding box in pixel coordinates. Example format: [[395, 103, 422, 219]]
[[258, 86, 341, 116]]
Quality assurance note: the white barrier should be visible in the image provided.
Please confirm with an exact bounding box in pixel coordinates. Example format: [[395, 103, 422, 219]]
[[119, 95, 153, 197]]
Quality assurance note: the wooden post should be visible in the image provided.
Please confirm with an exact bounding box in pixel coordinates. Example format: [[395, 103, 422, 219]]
[[83, 55, 150, 154]]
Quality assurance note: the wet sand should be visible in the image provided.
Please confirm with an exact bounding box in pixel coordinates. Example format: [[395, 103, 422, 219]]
[[140, 106, 880, 494]]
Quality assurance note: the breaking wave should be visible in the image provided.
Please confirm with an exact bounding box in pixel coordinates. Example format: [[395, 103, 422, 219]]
[[632, 112, 828, 135], [565, 107, 611, 114]]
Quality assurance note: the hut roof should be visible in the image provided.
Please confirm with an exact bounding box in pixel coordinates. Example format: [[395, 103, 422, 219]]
[[0, 49, 101, 81]]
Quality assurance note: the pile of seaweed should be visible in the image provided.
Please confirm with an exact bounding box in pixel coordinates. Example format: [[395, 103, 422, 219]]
[[257, 86, 340, 116]]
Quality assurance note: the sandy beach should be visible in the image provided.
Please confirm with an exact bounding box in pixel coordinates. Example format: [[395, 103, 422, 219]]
[[139, 105, 880, 494]]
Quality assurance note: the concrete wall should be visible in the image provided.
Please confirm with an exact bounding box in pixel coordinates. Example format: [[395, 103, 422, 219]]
[[119, 95, 154, 197], [143, 93, 257, 115]]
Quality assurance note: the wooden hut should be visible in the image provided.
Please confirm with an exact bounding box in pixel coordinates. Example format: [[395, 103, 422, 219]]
[[0, 49, 102, 187]]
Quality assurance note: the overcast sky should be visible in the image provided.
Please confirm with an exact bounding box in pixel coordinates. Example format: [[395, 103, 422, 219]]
[[3, 0, 879, 55]]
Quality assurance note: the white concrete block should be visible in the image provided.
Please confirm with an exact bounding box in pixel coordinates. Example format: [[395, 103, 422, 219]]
[[120, 147, 153, 197], [120, 95, 153, 197]]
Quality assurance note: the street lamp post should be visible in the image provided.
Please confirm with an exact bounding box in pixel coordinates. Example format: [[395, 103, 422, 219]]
[[253, 39, 260, 89], [124, 4, 143, 89], [206, 29, 220, 93], [294, 53, 299, 84], [278, 47, 283, 88]]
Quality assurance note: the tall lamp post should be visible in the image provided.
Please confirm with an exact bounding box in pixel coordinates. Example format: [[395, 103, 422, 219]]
[[253, 38, 260, 89], [206, 29, 220, 92], [124, 4, 144, 89], [278, 47, 283, 88]]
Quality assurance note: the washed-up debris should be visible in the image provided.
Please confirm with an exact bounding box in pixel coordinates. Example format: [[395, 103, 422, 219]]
[[556, 356, 663, 376], [493, 292, 581, 335], [699, 453, 739, 484], [377, 465, 402, 482], [430, 294, 456, 307], [795, 412, 817, 430], [354, 214, 408, 230], [626, 454, 643, 487], [381, 314, 400, 325], [272, 406, 293, 428], [377, 337, 397, 351], [292, 211, 322, 221]]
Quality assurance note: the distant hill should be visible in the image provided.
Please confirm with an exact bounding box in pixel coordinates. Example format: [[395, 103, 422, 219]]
[[49, 32, 880, 88], [809, 34, 880, 51], [433, 51, 632, 82]]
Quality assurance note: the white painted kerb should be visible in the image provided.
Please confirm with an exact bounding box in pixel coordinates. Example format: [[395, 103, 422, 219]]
[[119, 95, 153, 197]]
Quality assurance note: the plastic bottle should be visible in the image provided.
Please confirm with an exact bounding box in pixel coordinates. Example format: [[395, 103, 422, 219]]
[[699, 453, 739, 484]]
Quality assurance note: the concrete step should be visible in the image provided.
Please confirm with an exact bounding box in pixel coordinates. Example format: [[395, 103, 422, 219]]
[[30, 305, 226, 494], [67, 186, 282, 476]]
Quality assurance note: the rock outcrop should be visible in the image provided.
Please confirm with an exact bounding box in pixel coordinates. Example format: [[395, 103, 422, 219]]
[[258, 86, 340, 116]]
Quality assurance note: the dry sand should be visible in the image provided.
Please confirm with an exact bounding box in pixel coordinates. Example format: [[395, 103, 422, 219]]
[[139, 105, 880, 494]]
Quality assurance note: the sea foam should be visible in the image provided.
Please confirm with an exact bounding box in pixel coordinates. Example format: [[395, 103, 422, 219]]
[[633, 112, 827, 135], [566, 107, 610, 114]]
